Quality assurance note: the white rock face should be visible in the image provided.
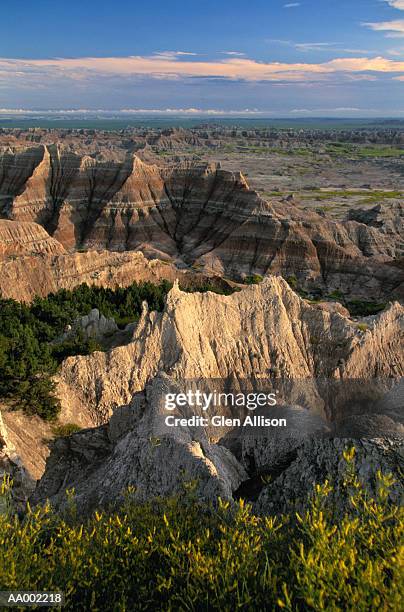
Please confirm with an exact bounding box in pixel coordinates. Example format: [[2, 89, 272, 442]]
[[56, 277, 404, 427], [81, 309, 117, 336], [30, 279, 403, 514], [0, 409, 36, 509], [31, 375, 248, 514], [57, 308, 118, 344]]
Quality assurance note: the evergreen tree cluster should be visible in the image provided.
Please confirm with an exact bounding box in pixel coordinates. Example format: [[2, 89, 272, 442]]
[[0, 281, 173, 421]]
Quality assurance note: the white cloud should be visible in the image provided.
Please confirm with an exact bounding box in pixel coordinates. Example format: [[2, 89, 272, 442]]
[[290, 106, 404, 114], [153, 51, 198, 58], [267, 39, 373, 54], [295, 42, 334, 50], [6, 107, 404, 117], [363, 19, 404, 37], [291, 107, 362, 113], [0, 54, 403, 86], [220, 51, 246, 56], [290, 106, 362, 115], [384, 1, 404, 9], [284, 3, 301, 7], [294, 42, 372, 53], [0, 107, 268, 116]]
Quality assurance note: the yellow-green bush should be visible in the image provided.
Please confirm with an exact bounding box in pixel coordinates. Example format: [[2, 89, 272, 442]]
[[0, 454, 402, 611]]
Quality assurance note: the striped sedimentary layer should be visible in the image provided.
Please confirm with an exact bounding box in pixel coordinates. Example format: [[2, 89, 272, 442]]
[[0, 145, 403, 299]]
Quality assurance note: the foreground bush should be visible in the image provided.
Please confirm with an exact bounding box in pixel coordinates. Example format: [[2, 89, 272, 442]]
[[0, 454, 402, 611]]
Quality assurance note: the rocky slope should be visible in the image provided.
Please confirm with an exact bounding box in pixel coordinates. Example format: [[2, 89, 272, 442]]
[[55, 278, 403, 427], [0, 216, 234, 301], [253, 437, 403, 515], [31, 381, 403, 515], [0, 406, 53, 509], [1, 278, 396, 513], [0, 219, 65, 257], [31, 375, 249, 514], [31, 379, 403, 516], [1, 146, 403, 300]]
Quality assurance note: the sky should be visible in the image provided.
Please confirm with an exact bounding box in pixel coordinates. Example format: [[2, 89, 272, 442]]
[[0, 0, 404, 117]]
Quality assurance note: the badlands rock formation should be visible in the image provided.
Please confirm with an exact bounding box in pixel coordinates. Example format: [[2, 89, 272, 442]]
[[30, 369, 404, 514], [14, 278, 400, 513], [31, 386, 404, 515], [31, 375, 249, 514], [253, 438, 403, 514], [1, 146, 403, 300], [56, 278, 403, 427], [0, 219, 65, 257], [0, 222, 229, 302], [1, 140, 403, 513], [0, 407, 53, 508]]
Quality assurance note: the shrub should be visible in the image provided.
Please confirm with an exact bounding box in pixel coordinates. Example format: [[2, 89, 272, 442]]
[[328, 289, 344, 300], [347, 300, 386, 317], [357, 323, 369, 332], [52, 423, 82, 438], [0, 454, 402, 610], [286, 274, 298, 289], [19, 375, 61, 421], [245, 274, 264, 285], [51, 331, 103, 362]]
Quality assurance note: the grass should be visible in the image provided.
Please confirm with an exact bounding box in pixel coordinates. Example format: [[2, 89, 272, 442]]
[[325, 143, 404, 159], [224, 142, 404, 161], [356, 146, 404, 158], [347, 300, 386, 317], [0, 452, 402, 611], [302, 189, 402, 201]]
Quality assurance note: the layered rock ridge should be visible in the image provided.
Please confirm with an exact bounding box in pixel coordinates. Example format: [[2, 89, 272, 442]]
[[1, 147, 403, 299], [56, 278, 404, 427], [32, 279, 403, 513]]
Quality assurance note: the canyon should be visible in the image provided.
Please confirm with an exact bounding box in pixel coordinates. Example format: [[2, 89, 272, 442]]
[[2, 278, 403, 513], [31, 279, 403, 514], [0, 127, 403, 515], [0, 144, 403, 301]]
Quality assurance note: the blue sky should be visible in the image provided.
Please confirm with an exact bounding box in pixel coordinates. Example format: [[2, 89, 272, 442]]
[[0, 0, 404, 116]]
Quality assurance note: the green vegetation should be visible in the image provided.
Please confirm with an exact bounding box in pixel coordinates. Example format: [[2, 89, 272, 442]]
[[285, 274, 298, 290], [52, 423, 82, 438], [301, 189, 402, 202], [0, 281, 236, 421], [284, 280, 388, 318], [0, 452, 402, 610], [356, 146, 404, 158], [327, 290, 344, 300], [325, 142, 404, 159], [223, 140, 404, 161], [357, 323, 369, 332], [0, 281, 173, 421], [245, 274, 264, 285], [347, 300, 387, 317]]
